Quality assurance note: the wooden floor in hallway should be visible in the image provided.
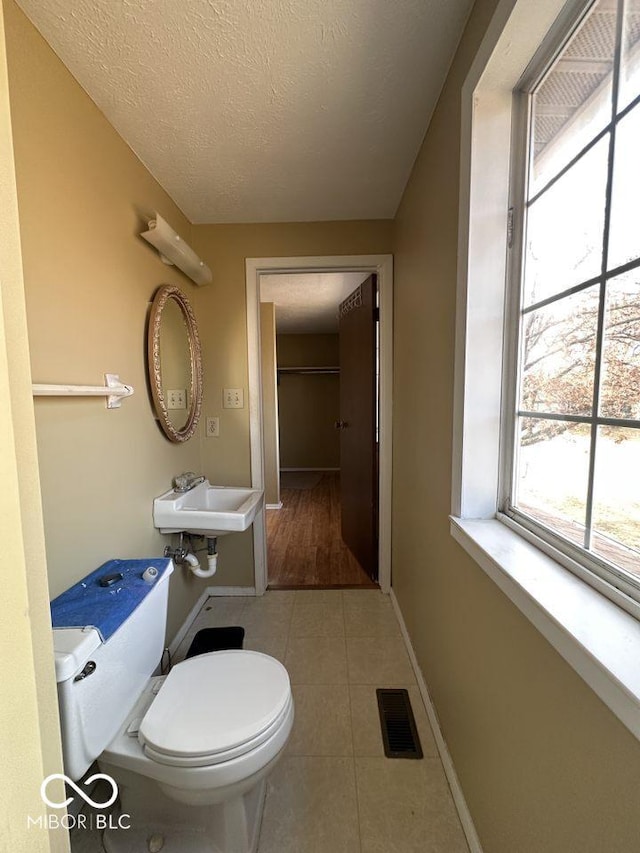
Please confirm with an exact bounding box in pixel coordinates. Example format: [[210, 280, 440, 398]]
[[266, 471, 376, 588]]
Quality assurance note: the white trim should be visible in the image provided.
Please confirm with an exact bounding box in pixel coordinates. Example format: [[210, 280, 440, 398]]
[[451, 0, 571, 519], [246, 255, 393, 595], [451, 518, 640, 742], [390, 590, 484, 853], [265, 502, 283, 510], [207, 586, 257, 596]]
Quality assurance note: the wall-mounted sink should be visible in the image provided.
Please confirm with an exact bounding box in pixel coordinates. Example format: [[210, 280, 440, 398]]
[[153, 480, 264, 536]]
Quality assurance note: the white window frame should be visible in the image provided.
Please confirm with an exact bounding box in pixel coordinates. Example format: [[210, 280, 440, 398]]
[[451, 0, 640, 742], [502, 2, 640, 607]]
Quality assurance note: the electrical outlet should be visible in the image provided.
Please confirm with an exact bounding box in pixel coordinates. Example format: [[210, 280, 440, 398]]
[[167, 389, 186, 410], [206, 417, 219, 437], [223, 388, 244, 409]]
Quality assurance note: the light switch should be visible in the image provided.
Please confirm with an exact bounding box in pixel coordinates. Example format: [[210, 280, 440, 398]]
[[167, 389, 186, 409], [223, 388, 244, 409]]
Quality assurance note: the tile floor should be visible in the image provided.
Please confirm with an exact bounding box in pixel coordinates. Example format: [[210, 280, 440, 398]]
[[70, 589, 468, 853]]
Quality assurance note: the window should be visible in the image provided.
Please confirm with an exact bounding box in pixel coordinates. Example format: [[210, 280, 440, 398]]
[[505, 0, 640, 595]]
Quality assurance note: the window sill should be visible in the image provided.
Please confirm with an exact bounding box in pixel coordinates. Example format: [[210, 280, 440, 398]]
[[450, 516, 640, 741]]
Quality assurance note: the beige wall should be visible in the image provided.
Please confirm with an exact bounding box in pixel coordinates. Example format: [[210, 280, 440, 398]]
[[3, 0, 211, 640], [277, 334, 340, 470], [4, 0, 393, 602], [392, 1, 640, 850], [0, 2, 68, 847], [260, 303, 279, 505], [277, 333, 340, 368]]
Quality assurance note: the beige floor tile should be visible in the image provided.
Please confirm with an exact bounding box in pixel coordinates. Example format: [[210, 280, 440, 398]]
[[290, 602, 345, 638], [195, 596, 247, 627], [295, 589, 345, 606], [240, 596, 293, 638], [243, 592, 295, 614], [261, 590, 297, 607], [356, 757, 469, 853], [344, 604, 401, 638], [350, 685, 437, 757], [285, 637, 348, 684], [343, 589, 390, 609], [243, 635, 288, 664], [258, 757, 360, 853], [288, 685, 353, 756], [346, 636, 416, 685]]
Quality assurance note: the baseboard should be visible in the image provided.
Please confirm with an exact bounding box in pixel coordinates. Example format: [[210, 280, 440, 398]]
[[206, 586, 257, 596], [266, 502, 283, 509], [279, 467, 340, 472], [168, 589, 210, 657], [390, 589, 484, 853]]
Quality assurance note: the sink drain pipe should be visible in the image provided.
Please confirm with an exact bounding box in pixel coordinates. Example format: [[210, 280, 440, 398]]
[[186, 536, 218, 578]]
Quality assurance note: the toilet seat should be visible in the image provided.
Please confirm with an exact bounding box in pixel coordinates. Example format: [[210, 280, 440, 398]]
[[138, 650, 291, 768]]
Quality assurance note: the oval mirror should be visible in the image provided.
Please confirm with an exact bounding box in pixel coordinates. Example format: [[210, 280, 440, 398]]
[[148, 285, 203, 442]]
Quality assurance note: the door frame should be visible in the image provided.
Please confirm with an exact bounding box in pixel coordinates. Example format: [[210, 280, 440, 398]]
[[245, 254, 393, 595]]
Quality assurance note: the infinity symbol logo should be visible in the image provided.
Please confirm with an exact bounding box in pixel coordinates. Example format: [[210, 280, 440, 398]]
[[40, 773, 118, 810]]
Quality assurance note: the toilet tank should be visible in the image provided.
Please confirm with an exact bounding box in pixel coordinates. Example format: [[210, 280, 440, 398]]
[[51, 559, 174, 780]]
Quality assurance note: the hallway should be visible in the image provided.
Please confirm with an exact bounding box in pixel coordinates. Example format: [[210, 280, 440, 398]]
[[266, 472, 376, 588]]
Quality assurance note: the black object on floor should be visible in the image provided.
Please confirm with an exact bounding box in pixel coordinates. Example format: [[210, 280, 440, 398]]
[[185, 626, 245, 659], [377, 688, 423, 759]]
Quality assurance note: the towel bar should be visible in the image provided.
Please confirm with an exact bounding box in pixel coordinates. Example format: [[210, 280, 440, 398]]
[[32, 373, 134, 408]]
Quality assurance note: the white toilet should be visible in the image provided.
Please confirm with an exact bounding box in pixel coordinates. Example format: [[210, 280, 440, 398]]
[[52, 559, 294, 853]]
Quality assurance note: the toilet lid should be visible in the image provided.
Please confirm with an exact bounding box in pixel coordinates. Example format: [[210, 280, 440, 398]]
[[138, 651, 291, 760]]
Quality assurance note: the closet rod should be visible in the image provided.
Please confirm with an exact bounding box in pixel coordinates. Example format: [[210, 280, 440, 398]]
[[32, 373, 134, 409], [277, 366, 340, 375]]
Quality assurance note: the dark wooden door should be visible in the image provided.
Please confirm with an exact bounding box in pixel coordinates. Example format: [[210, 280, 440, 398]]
[[338, 275, 378, 581]]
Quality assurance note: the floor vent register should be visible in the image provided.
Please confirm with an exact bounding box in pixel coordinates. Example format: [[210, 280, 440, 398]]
[[376, 688, 423, 759]]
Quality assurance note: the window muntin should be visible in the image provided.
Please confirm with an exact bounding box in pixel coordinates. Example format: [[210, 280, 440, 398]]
[[608, 104, 640, 268], [508, 0, 640, 589]]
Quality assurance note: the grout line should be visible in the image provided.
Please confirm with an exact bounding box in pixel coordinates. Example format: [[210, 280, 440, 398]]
[[343, 592, 362, 853], [352, 751, 363, 853], [345, 591, 365, 853]]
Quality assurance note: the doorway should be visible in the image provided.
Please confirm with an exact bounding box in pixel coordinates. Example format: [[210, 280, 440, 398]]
[[261, 272, 376, 587], [246, 255, 393, 595]]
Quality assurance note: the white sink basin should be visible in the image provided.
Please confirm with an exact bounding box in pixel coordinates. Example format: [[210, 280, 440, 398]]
[[153, 479, 264, 536]]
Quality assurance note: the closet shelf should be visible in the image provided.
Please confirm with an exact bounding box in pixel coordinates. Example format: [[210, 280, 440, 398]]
[[32, 373, 134, 409]]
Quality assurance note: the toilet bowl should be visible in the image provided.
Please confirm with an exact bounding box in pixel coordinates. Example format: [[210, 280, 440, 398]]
[[50, 559, 294, 853], [100, 650, 294, 853]]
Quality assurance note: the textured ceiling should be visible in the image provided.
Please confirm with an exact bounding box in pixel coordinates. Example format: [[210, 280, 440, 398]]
[[15, 0, 474, 223], [261, 272, 368, 333]]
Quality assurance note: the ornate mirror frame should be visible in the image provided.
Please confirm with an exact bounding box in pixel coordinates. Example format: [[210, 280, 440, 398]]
[[148, 285, 203, 443]]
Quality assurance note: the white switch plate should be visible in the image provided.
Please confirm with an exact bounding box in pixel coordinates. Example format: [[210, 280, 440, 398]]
[[223, 388, 244, 409], [206, 417, 219, 437], [167, 389, 186, 410]]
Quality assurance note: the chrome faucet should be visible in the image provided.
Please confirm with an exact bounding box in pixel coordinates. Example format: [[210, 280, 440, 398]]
[[173, 472, 206, 493]]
